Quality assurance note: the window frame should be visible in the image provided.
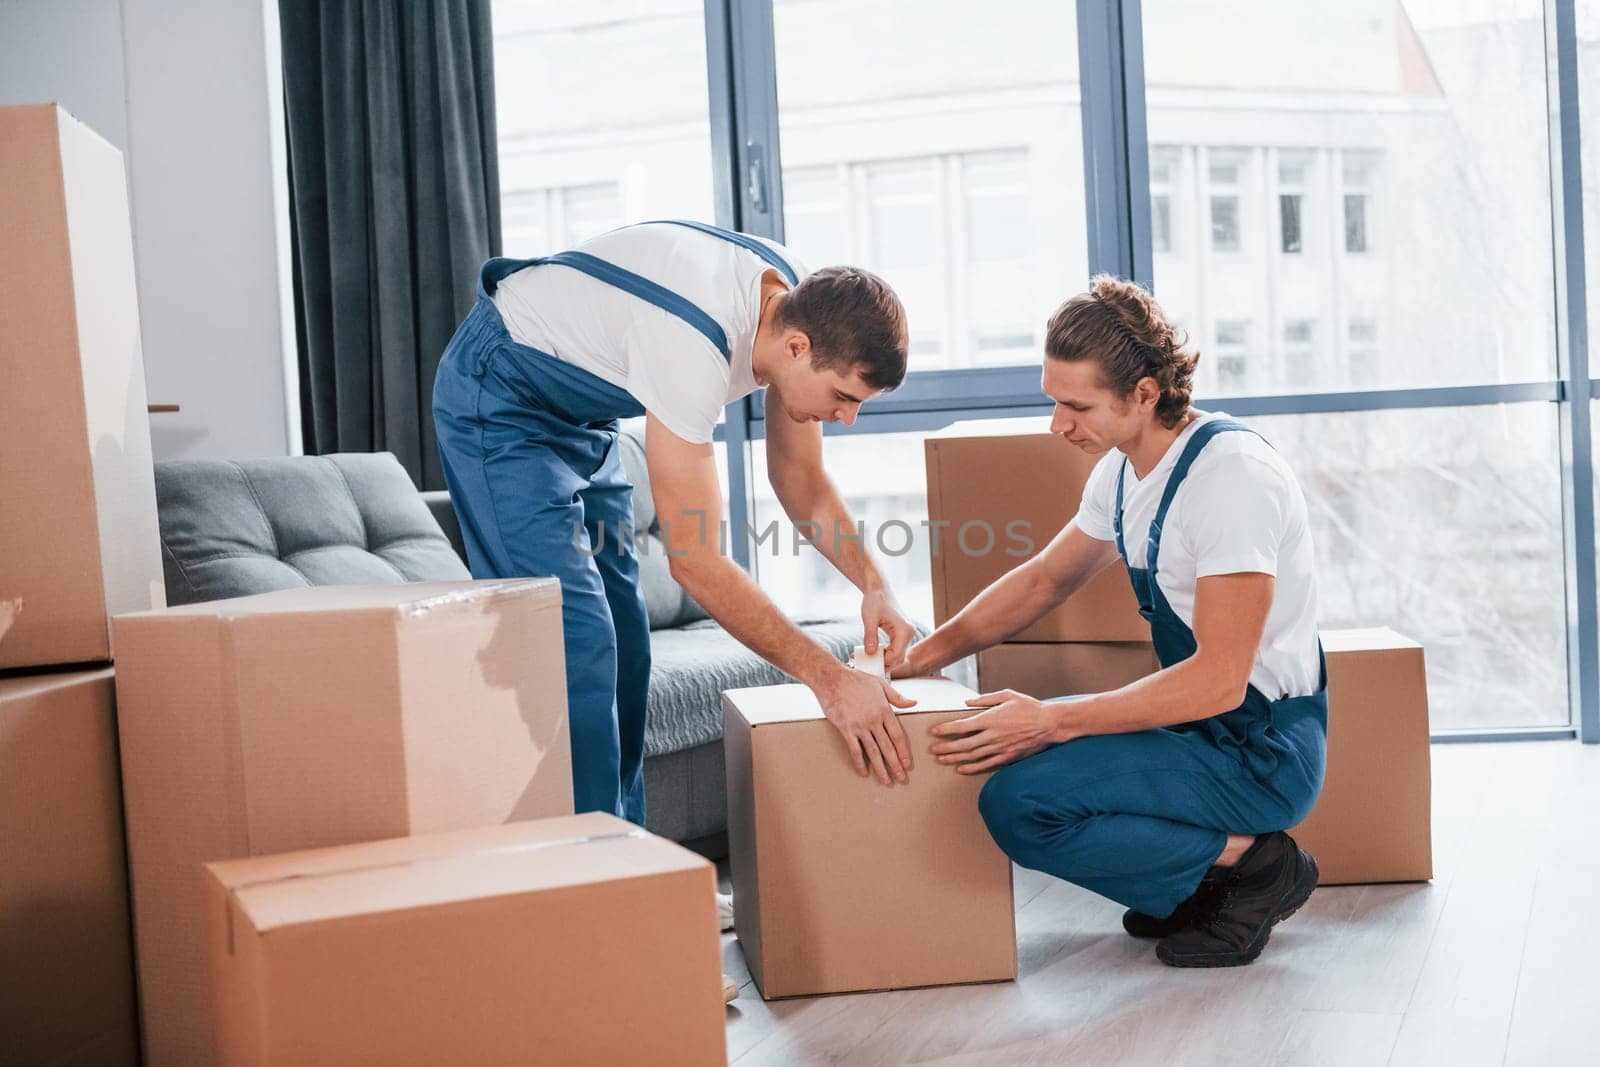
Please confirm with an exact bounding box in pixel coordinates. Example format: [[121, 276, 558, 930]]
[[697, 0, 1597, 743]]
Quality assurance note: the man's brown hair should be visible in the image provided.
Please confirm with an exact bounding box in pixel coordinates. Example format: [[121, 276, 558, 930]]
[[1044, 275, 1199, 429], [778, 266, 908, 391]]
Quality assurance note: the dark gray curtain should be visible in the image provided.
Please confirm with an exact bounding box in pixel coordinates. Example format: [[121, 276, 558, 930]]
[[280, 0, 500, 490]]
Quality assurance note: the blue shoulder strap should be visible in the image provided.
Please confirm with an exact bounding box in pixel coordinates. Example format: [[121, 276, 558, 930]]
[[1146, 418, 1257, 574], [1113, 459, 1132, 564], [647, 219, 800, 285], [536, 250, 731, 361]]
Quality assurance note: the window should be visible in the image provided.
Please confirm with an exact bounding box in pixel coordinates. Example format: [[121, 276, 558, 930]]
[[500, 183, 623, 256], [1347, 316, 1378, 386], [1145, 8, 1553, 393], [1211, 197, 1241, 252], [1343, 194, 1369, 254], [773, 0, 1084, 373], [1150, 146, 1179, 253], [491, 3, 715, 250], [1260, 403, 1566, 730], [1207, 152, 1246, 253], [780, 149, 1039, 369], [1341, 150, 1376, 255], [1214, 319, 1251, 391], [1278, 152, 1310, 254], [963, 150, 1037, 363], [1280, 195, 1304, 254], [1282, 318, 1319, 387]]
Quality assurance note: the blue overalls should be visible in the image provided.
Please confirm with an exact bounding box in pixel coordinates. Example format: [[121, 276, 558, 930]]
[[431, 220, 798, 823], [977, 418, 1329, 918]]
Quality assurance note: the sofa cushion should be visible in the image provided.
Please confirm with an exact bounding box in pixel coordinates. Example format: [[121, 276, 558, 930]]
[[616, 424, 712, 631], [155, 453, 470, 605], [644, 616, 868, 757]]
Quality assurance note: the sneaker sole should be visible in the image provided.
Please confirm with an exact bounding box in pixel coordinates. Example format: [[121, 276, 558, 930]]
[[1155, 850, 1320, 968]]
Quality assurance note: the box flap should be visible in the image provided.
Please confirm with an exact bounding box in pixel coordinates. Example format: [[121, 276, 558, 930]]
[[723, 677, 979, 726], [0, 597, 17, 647], [928, 415, 1054, 442], [1320, 627, 1420, 653], [0, 666, 115, 706], [209, 813, 707, 934], [116, 579, 560, 621]]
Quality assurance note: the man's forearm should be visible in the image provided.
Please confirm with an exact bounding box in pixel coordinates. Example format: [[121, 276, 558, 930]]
[[913, 561, 1071, 673], [671, 551, 843, 688], [1050, 657, 1244, 740]]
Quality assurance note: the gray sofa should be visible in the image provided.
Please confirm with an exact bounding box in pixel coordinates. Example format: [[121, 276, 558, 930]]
[[153, 424, 865, 851]]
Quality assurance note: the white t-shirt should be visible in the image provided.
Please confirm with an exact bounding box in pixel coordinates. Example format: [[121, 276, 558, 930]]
[[491, 222, 807, 445], [1075, 411, 1322, 700]]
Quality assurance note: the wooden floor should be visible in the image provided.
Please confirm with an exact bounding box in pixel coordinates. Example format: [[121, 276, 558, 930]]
[[720, 741, 1600, 1066]]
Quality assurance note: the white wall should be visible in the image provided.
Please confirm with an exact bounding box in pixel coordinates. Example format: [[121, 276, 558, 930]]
[[0, 0, 296, 461]]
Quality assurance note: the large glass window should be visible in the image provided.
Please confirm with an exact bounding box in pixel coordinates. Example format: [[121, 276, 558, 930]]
[[772, 0, 1085, 371], [1143, 1, 1556, 394], [1254, 403, 1568, 731], [748, 433, 936, 628], [491, 2, 715, 256]]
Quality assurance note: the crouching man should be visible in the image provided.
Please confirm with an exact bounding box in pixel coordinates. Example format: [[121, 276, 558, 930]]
[[895, 276, 1327, 967]]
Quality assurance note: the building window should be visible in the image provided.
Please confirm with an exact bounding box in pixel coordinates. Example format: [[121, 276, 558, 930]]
[[1348, 316, 1378, 385], [1280, 195, 1304, 254], [1344, 194, 1369, 253], [500, 182, 623, 255], [1283, 318, 1319, 387], [1278, 153, 1310, 255], [1214, 319, 1251, 391], [1208, 152, 1246, 253], [963, 149, 1037, 364], [1211, 197, 1241, 252], [1341, 151, 1377, 255], [1149, 146, 1179, 254]]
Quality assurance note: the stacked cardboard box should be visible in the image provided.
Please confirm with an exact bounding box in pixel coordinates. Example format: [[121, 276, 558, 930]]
[[113, 579, 575, 1066], [0, 102, 165, 1067], [201, 813, 727, 1066], [924, 418, 1155, 700], [0, 103, 164, 671], [1293, 628, 1432, 885], [723, 677, 1017, 999]]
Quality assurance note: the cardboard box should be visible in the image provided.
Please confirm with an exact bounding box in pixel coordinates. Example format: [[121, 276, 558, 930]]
[[977, 641, 1159, 698], [113, 580, 574, 1067], [723, 677, 1017, 999], [0, 103, 163, 670], [925, 418, 1146, 643], [1292, 627, 1432, 885], [0, 669, 140, 1066], [201, 812, 725, 1067]]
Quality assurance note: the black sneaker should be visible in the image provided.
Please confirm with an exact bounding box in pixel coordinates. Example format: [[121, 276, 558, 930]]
[[1122, 872, 1226, 939], [1155, 831, 1318, 968]]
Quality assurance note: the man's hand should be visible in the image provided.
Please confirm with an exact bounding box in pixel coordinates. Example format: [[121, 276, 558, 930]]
[[929, 689, 1071, 774], [888, 639, 936, 680], [812, 666, 918, 785], [859, 587, 915, 671]]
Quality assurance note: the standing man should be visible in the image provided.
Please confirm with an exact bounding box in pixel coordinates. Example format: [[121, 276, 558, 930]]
[[434, 220, 921, 832], [895, 275, 1327, 968]]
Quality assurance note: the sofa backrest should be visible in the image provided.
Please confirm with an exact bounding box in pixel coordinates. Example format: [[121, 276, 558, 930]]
[[154, 453, 469, 605], [155, 425, 710, 629]]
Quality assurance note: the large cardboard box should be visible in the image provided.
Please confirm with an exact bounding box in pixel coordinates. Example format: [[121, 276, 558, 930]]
[[0, 669, 140, 1066], [201, 812, 725, 1067], [113, 580, 574, 1067], [1293, 627, 1432, 885], [925, 418, 1146, 643], [0, 103, 163, 670], [723, 677, 1016, 999], [976, 640, 1159, 697]]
